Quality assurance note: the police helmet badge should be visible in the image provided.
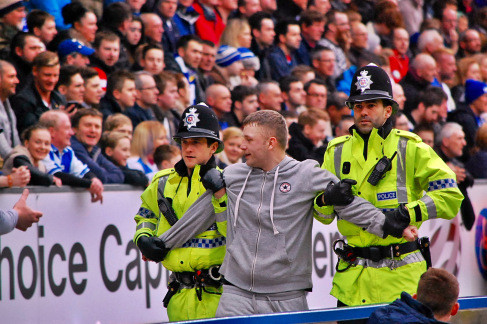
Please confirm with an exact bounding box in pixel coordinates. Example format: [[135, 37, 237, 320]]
[[355, 70, 373, 93], [183, 107, 200, 129]]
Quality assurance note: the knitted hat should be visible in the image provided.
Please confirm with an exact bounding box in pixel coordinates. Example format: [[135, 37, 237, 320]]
[[465, 79, 487, 104], [238, 47, 260, 71], [0, 0, 23, 17], [216, 45, 242, 67]]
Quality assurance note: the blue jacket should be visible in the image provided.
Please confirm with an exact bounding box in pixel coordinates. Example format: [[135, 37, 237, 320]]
[[368, 292, 447, 324], [70, 136, 124, 184], [27, 0, 71, 30], [268, 46, 297, 81], [124, 103, 155, 129]]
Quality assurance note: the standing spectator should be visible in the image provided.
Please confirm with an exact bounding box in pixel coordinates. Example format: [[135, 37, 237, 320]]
[[369, 0, 404, 49], [90, 31, 121, 90], [458, 29, 482, 58], [138, 43, 165, 75], [268, 19, 301, 81], [193, 0, 225, 44], [257, 81, 283, 111], [318, 10, 349, 78], [71, 108, 124, 184], [305, 78, 328, 110], [466, 123, 487, 178], [99, 70, 137, 119], [58, 38, 94, 68], [9, 32, 45, 90], [222, 85, 259, 128], [126, 71, 158, 128], [57, 65, 86, 106], [0, 60, 21, 159], [0, 0, 26, 59], [158, 0, 180, 56], [173, 0, 199, 37], [280, 76, 306, 114], [248, 12, 274, 81], [39, 110, 104, 203], [297, 10, 326, 67], [81, 67, 103, 108], [26, 10, 58, 46], [0, 189, 42, 235], [205, 84, 232, 126], [11, 51, 66, 135], [311, 47, 337, 94], [216, 127, 244, 167], [389, 27, 410, 83]]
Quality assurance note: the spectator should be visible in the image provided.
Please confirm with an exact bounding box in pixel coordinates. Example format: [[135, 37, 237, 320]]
[[257, 80, 283, 111], [220, 18, 252, 49], [0, 0, 26, 59], [213, 45, 245, 89], [326, 91, 350, 132], [260, 0, 277, 14], [2, 125, 61, 186], [39, 110, 104, 203], [318, 10, 349, 78], [58, 38, 94, 68], [57, 65, 85, 106], [432, 48, 458, 112], [104, 113, 134, 140], [414, 123, 435, 148], [417, 29, 444, 55], [392, 82, 406, 111], [140, 13, 164, 45], [217, 0, 237, 24], [451, 56, 482, 105], [394, 111, 412, 131], [90, 31, 121, 90], [291, 65, 316, 85], [128, 120, 169, 181], [198, 39, 217, 90], [400, 53, 437, 114], [389, 27, 410, 83], [0, 189, 42, 235], [234, 0, 261, 20], [127, 0, 145, 16], [308, 0, 331, 16], [101, 131, 148, 187], [11, 51, 66, 135], [193, 0, 225, 44], [311, 47, 337, 94], [139, 43, 165, 76], [348, 21, 380, 68], [368, 268, 460, 324], [305, 78, 327, 110], [466, 123, 487, 178], [458, 29, 482, 58], [280, 76, 306, 114], [26, 9, 58, 46], [249, 11, 274, 81], [297, 10, 326, 66], [153, 143, 181, 170], [206, 84, 232, 126], [222, 85, 259, 128], [275, 0, 306, 21], [268, 19, 301, 81], [477, 54, 487, 84], [369, 0, 404, 49], [8, 32, 45, 90], [436, 122, 475, 230], [157, 0, 179, 56], [407, 87, 447, 129], [216, 126, 244, 168], [70, 108, 124, 184], [173, 0, 199, 38], [153, 71, 180, 142], [81, 67, 103, 108], [126, 71, 158, 128], [334, 114, 354, 137], [173, 71, 192, 113], [440, 7, 459, 53], [126, 17, 143, 65], [0, 60, 21, 159], [99, 70, 137, 119]]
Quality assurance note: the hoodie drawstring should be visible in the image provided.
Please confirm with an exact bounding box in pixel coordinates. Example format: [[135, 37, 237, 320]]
[[234, 168, 252, 229], [270, 166, 280, 235]]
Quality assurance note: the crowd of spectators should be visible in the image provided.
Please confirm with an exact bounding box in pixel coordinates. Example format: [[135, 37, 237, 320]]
[[0, 0, 487, 212]]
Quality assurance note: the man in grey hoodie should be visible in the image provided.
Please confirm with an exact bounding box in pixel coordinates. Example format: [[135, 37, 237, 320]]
[[158, 110, 414, 317]]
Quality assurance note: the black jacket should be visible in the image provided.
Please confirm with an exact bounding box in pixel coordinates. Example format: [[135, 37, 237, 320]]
[[286, 122, 327, 165]]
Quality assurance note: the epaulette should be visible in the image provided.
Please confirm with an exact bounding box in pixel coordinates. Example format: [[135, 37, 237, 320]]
[[151, 168, 175, 183], [392, 129, 422, 142], [327, 135, 352, 149]]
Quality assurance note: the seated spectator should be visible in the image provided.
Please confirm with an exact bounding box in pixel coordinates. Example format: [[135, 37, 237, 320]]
[[216, 127, 244, 168], [305, 78, 327, 110], [173, 72, 192, 114], [334, 115, 354, 137], [125, 17, 143, 65], [128, 120, 169, 181], [173, 0, 199, 38], [100, 131, 147, 187], [125, 71, 158, 128], [407, 87, 447, 129], [99, 70, 137, 119], [90, 31, 121, 90], [11, 51, 66, 135], [466, 123, 487, 178], [392, 82, 407, 111], [280, 76, 306, 114], [70, 108, 124, 184], [2, 125, 61, 186], [220, 18, 252, 49], [57, 65, 85, 107], [257, 81, 283, 111], [348, 21, 379, 68], [291, 65, 316, 85], [8, 32, 45, 90], [104, 113, 133, 140], [458, 29, 481, 59], [232, 0, 261, 20], [205, 84, 232, 127], [296, 10, 325, 67], [81, 67, 103, 108], [389, 27, 410, 83], [235, 48, 260, 88], [368, 268, 459, 324], [222, 85, 259, 128], [26, 9, 57, 46], [0, 0, 26, 59], [268, 19, 301, 81], [437, 122, 475, 230], [153, 71, 180, 142], [157, 0, 180, 56], [414, 123, 435, 148], [58, 38, 94, 68], [248, 11, 274, 81], [213, 45, 245, 89], [417, 29, 444, 56], [138, 43, 165, 76], [326, 92, 350, 133], [0, 60, 21, 159], [394, 111, 412, 131], [198, 40, 217, 90], [451, 57, 481, 105], [153, 144, 181, 170], [193, 0, 225, 44], [287, 109, 330, 164], [39, 110, 104, 203], [311, 47, 337, 94]]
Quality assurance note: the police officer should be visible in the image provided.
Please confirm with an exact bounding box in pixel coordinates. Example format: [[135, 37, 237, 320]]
[[321, 64, 463, 311], [133, 104, 226, 321]]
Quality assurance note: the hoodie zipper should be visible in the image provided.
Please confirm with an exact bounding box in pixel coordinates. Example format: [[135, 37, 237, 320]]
[[250, 172, 266, 291]]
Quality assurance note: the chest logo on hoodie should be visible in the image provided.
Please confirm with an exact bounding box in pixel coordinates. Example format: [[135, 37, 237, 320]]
[[279, 182, 291, 193]]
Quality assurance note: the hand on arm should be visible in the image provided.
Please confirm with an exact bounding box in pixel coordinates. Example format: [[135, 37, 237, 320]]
[[11, 166, 31, 187], [137, 236, 169, 262], [319, 179, 357, 206]]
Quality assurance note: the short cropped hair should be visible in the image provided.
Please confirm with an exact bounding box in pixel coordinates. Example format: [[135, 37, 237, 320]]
[[33, 51, 59, 69], [106, 70, 135, 96], [176, 34, 202, 50], [299, 10, 325, 27], [80, 66, 99, 81], [416, 268, 459, 317], [27, 9, 54, 32], [417, 86, 448, 109], [104, 113, 132, 132], [154, 71, 178, 94], [243, 110, 288, 150], [153, 144, 180, 167], [298, 109, 329, 127], [231, 85, 258, 103], [93, 31, 120, 50], [58, 65, 82, 87], [279, 76, 301, 94], [71, 108, 103, 128]]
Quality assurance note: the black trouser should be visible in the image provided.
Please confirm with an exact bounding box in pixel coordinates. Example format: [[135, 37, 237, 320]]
[[337, 300, 368, 324]]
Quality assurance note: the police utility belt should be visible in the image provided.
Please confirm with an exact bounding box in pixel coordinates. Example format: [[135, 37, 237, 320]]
[[333, 237, 431, 272]]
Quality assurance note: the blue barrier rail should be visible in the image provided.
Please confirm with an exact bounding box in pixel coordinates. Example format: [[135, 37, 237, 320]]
[[175, 296, 487, 324]]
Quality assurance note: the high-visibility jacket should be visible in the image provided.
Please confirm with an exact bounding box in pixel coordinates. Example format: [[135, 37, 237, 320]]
[[321, 127, 463, 306]]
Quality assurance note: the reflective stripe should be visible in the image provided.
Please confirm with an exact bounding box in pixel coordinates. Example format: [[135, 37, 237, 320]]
[[181, 236, 226, 248], [428, 178, 457, 191], [136, 222, 156, 231], [334, 143, 344, 178], [420, 195, 437, 219], [315, 211, 335, 220], [136, 207, 157, 219], [350, 251, 424, 269], [396, 138, 408, 203], [215, 211, 226, 223]]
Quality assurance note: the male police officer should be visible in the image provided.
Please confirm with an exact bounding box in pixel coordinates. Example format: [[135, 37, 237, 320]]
[[133, 104, 226, 321], [321, 64, 463, 310]]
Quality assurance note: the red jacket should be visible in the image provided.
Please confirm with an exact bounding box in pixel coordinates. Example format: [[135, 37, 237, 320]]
[[389, 49, 409, 83], [193, 1, 225, 44]]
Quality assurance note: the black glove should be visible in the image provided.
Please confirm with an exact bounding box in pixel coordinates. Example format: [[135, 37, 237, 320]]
[[137, 236, 168, 262], [383, 205, 410, 238], [320, 179, 357, 206], [202, 168, 225, 192]]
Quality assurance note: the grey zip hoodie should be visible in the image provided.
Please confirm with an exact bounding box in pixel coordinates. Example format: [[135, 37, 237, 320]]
[[161, 156, 386, 294]]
